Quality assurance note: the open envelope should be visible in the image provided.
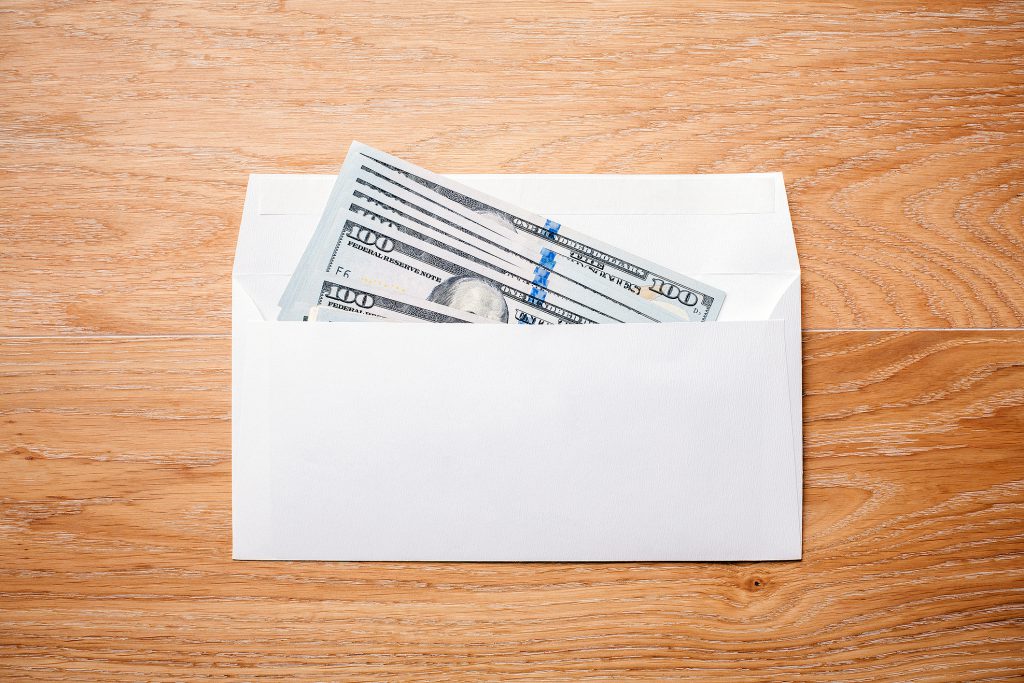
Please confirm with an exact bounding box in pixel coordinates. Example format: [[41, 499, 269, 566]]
[[233, 172, 802, 561]]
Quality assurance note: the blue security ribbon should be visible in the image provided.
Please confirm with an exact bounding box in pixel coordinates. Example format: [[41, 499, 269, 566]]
[[519, 219, 561, 324]]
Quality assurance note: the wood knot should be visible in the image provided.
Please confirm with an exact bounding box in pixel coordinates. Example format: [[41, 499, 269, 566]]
[[743, 576, 768, 591]]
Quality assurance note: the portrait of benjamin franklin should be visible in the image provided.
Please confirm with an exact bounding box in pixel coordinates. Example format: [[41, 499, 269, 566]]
[[428, 275, 509, 323]]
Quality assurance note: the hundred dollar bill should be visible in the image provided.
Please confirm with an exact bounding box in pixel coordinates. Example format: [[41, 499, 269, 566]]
[[345, 199, 681, 323], [308, 306, 384, 322], [337, 158, 683, 323], [346, 141, 727, 321], [279, 155, 366, 312], [282, 207, 625, 325], [281, 149, 683, 324], [279, 144, 520, 317], [308, 281, 494, 323]]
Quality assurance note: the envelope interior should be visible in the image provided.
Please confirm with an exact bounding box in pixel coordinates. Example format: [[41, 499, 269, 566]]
[[236, 173, 800, 324]]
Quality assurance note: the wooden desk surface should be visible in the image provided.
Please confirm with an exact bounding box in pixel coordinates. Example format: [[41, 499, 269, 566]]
[[2, 1, 1022, 680]]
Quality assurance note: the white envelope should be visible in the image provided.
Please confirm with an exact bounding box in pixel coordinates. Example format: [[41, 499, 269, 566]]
[[233, 171, 802, 561]]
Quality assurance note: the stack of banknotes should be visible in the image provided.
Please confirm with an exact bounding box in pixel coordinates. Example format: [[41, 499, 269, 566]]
[[279, 142, 726, 324]]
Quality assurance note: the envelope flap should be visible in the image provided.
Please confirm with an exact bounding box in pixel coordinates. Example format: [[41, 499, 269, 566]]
[[241, 172, 797, 278], [234, 175, 332, 277], [235, 172, 800, 321]]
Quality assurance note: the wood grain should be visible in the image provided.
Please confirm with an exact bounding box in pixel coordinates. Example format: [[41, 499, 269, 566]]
[[3, 1, 1023, 679], [1, 1, 1023, 334], [1, 332, 1021, 681]]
